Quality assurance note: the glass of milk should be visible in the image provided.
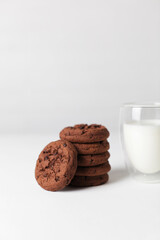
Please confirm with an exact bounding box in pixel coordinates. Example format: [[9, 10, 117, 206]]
[[120, 103, 160, 183]]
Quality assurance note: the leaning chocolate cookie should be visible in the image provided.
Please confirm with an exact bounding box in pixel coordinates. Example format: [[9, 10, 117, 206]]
[[35, 140, 77, 191], [60, 124, 109, 143], [70, 174, 109, 187], [74, 140, 110, 155]]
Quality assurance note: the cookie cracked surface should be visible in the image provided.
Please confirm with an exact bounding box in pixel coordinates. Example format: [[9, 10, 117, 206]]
[[35, 140, 77, 191], [60, 124, 110, 143]]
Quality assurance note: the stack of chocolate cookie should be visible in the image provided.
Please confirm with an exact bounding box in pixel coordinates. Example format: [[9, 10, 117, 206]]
[[60, 124, 111, 187]]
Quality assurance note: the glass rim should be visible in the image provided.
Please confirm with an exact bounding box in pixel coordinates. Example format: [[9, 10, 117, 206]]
[[122, 102, 160, 108]]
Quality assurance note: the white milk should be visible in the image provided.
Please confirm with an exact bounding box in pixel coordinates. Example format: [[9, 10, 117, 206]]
[[123, 120, 160, 174]]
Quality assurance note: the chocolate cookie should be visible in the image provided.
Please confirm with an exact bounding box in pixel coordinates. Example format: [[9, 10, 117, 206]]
[[35, 140, 77, 191], [60, 124, 109, 143], [70, 174, 109, 187], [74, 140, 109, 155], [78, 152, 110, 167], [75, 162, 111, 176]]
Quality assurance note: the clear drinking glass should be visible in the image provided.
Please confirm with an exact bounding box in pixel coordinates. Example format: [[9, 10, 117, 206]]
[[120, 103, 160, 183]]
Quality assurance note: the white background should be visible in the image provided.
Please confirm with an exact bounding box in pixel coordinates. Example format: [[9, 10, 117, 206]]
[[0, 0, 160, 133], [0, 1, 160, 240]]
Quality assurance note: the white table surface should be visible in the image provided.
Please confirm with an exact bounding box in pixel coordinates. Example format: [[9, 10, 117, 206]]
[[0, 133, 160, 240]]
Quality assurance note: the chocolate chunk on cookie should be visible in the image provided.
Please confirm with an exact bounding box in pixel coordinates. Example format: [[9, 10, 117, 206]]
[[78, 151, 110, 167], [35, 140, 77, 191], [74, 140, 110, 155], [60, 124, 109, 143], [70, 174, 109, 187], [76, 162, 111, 176]]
